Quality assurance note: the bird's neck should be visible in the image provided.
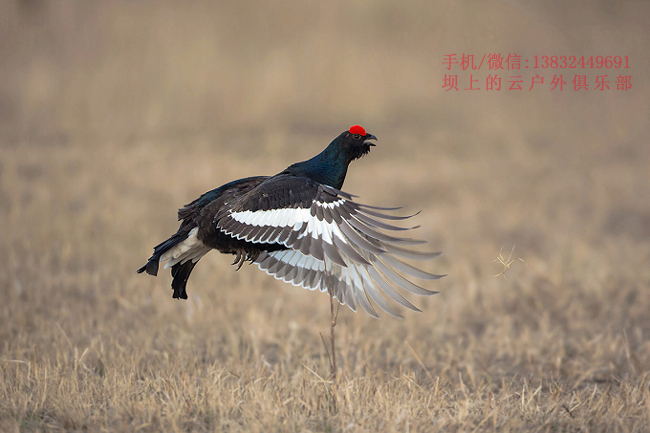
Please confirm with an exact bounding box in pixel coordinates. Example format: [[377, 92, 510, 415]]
[[288, 142, 349, 189]]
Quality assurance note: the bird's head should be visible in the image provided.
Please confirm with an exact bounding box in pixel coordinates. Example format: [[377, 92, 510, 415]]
[[337, 125, 377, 162]]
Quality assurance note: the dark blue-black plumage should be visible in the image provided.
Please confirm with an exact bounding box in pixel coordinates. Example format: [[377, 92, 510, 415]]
[[281, 129, 376, 190], [138, 126, 443, 318]]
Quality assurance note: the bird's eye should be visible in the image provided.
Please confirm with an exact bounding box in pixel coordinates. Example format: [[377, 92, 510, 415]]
[[353, 134, 361, 140]]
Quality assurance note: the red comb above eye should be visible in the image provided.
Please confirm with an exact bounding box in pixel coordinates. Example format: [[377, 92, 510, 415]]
[[348, 125, 366, 136]]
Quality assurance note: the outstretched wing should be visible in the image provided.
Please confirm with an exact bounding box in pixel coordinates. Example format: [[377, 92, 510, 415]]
[[215, 174, 445, 318]]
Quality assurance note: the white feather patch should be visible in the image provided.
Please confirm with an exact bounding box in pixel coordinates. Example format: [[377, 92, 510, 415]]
[[256, 248, 371, 310], [227, 205, 348, 245], [160, 227, 210, 269]]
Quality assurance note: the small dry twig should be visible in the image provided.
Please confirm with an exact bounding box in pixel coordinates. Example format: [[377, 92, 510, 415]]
[[493, 245, 524, 278]]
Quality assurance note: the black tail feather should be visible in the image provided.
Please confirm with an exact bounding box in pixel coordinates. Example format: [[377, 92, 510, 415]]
[[171, 260, 198, 299], [137, 260, 160, 276], [137, 229, 194, 276]]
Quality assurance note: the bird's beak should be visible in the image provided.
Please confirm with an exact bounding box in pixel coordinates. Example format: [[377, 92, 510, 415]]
[[365, 134, 377, 145]]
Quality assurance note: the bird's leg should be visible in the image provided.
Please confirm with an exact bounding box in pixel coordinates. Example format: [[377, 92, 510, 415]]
[[231, 251, 242, 267], [232, 251, 247, 271]]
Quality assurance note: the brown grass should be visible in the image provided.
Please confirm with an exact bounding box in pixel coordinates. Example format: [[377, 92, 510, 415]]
[[2, 1, 650, 431]]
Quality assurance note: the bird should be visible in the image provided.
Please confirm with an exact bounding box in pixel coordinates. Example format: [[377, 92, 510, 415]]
[[138, 125, 445, 319]]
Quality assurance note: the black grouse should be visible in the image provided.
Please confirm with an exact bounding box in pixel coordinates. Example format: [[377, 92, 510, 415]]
[[138, 125, 444, 318]]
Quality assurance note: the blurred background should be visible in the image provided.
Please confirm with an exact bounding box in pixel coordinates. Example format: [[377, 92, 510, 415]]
[[2, 0, 650, 327], [2, 0, 650, 344], [3, 1, 648, 143], [1, 0, 650, 429]]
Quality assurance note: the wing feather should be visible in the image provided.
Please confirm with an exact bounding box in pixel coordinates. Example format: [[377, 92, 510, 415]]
[[213, 174, 443, 318], [353, 211, 418, 231]]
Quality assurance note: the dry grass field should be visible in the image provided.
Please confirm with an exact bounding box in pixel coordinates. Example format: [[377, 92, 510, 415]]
[[1, 1, 650, 431]]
